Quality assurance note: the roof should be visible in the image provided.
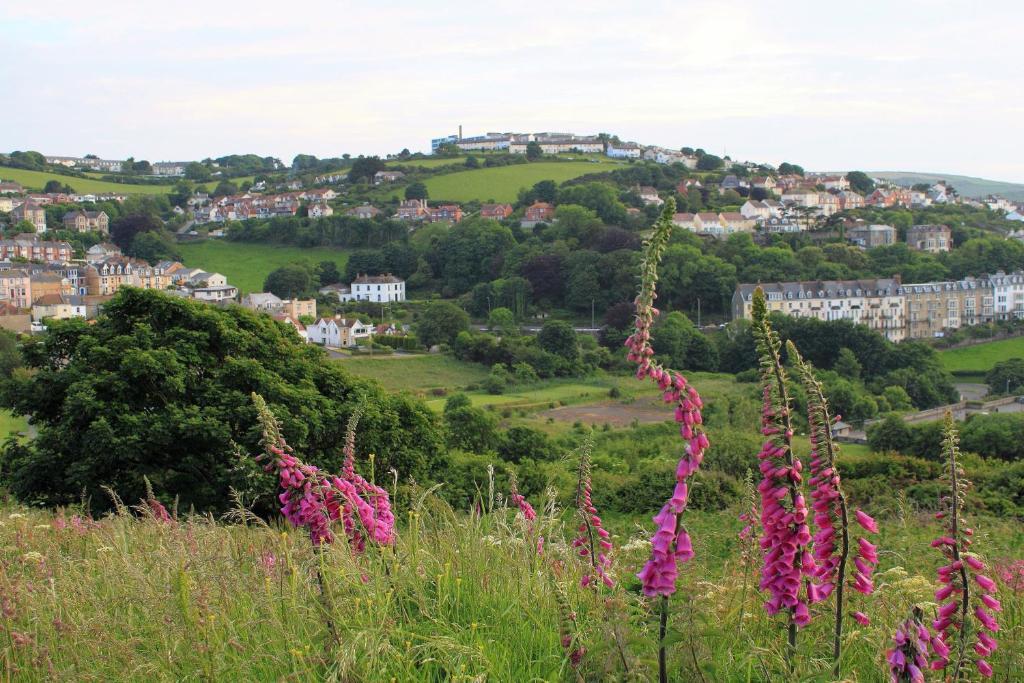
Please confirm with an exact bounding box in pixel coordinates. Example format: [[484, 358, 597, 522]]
[[352, 273, 403, 285], [243, 292, 283, 306], [32, 293, 64, 306], [736, 277, 902, 299]]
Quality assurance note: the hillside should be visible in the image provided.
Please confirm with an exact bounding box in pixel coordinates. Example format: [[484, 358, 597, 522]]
[[0, 166, 251, 196], [871, 171, 1024, 200], [421, 160, 623, 202], [176, 240, 349, 294], [0, 166, 176, 195]]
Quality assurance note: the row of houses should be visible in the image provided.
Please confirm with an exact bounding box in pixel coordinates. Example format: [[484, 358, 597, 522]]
[[395, 199, 464, 223], [431, 131, 700, 163], [42, 156, 188, 176], [732, 271, 1024, 341]]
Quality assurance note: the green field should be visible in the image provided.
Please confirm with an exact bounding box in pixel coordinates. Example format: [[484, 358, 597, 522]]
[[0, 410, 28, 440], [0, 167, 176, 195], [939, 336, 1024, 375], [177, 240, 350, 294], [386, 157, 468, 169], [340, 354, 490, 393], [421, 161, 621, 202]]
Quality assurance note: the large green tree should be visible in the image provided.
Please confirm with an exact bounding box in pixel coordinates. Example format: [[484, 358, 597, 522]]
[[0, 289, 443, 513], [264, 263, 316, 298], [415, 301, 470, 348]]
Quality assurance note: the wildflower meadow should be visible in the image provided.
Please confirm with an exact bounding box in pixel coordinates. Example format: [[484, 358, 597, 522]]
[[1, 201, 1023, 681]]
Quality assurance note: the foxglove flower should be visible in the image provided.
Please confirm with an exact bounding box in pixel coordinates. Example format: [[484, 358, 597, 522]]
[[887, 609, 931, 683], [626, 201, 710, 598], [508, 472, 537, 523], [788, 341, 878, 668], [930, 411, 997, 679], [751, 292, 816, 637], [572, 441, 614, 588], [252, 393, 395, 550]]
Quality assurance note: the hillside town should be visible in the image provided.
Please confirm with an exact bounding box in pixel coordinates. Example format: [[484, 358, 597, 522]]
[[3, 129, 1024, 347]]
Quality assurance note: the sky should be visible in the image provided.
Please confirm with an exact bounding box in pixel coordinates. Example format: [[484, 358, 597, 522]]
[[3, 0, 1023, 181]]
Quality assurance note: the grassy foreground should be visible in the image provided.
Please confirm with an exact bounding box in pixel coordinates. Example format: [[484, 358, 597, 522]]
[[2, 497, 1021, 681], [177, 240, 350, 294]]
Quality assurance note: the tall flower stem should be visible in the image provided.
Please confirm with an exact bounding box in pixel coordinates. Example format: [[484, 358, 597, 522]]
[[930, 411, 999, 680], [658, 595, 669, 683], [788, 341, 875, 675], [751, 291, 815, 670], [626, 201, 710, 674], [947, 417, 970, 682]]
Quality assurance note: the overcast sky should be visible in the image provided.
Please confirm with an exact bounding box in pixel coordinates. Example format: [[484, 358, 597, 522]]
[[3, 1, 1022, 181]]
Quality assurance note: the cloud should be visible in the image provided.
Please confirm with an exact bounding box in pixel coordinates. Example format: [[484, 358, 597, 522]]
[[1, 0, 1022, 180]]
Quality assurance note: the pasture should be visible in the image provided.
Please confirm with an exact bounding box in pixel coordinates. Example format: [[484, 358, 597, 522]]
[[421, 161, 621, 203], [0, 167, 182, 195], [176, 240, 350, 294], [939, 336, 1024, 375]]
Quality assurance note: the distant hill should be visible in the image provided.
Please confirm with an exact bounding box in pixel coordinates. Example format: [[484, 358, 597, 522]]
[[870, 172, 1024, 201]]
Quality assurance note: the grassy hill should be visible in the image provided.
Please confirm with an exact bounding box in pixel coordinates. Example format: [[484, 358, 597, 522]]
[[421, 161, 620, 203], [939, 335, 1024, 378], [385, 157, 468, 169], [177, 240, 349, 294], [871, 171, 1024, 201], [0, 167, 177, 195], [0, 166, 254, 196]]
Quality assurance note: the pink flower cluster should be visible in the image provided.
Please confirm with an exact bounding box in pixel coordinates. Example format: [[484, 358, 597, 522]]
[[807, 417, 878, 610], [145, 496, 173, 523], [994, 559, 1024, 592], [572, 454, 614, 588], [627, 311, 709, 597], [254, 401, 395, 550], [931, 543, 1000, 676], [930, 414, 998, 678], [887, 614, 931, 683], [756, 385, 816, 626], [340, 423, 396, 549], [625, 210, 710, 598], [508, 482, 537, 523]]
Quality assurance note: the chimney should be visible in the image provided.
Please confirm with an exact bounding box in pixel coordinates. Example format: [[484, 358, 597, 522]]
[[458, 124, 463, 140]]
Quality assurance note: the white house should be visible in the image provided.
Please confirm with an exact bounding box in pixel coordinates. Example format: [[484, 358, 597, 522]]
[[990, 271, 1024, 320], [241, 292, 283, 311], [341, 273, 406, 303], [606, 142, 642, 159], [192, 285, 238, 302], [308, 202, 333, 218], [306, 317, 373, 347]]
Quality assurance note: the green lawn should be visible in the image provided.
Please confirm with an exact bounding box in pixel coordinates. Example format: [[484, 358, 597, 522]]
[[939, 336, 1024, 375], [421, 161, 621, 203], [0, 410, 28, 441], [176, 240, 350, 294]]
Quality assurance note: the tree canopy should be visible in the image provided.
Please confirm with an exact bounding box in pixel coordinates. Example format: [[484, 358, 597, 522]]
[[0, 289, 443, 513]]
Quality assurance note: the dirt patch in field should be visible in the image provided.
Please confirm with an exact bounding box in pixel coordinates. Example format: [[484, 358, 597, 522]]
[[538, 397, 672, 427]]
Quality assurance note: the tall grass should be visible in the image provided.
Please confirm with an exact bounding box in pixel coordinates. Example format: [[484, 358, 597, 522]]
[[1, 496, 1022, 681]]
